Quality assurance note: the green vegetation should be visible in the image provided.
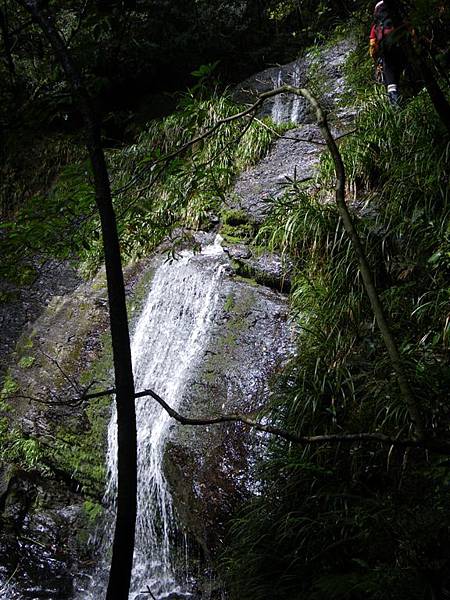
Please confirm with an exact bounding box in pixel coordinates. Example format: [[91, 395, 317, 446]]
[[48, 332, 115, 496], [1, 90, 274, 280], [223, 293, 235, 312], [1, 0, 450, 597], [0, 390, 108, 496], [18, 356, 36, 369], [0, 371, 19, 401], [0, 425, 45, 471], [83, 499, 103, 524], [0, 325, 112, 495], [99, 92, 273, 273], [220, 208, 257, 243], [223, 36, 450, 600]]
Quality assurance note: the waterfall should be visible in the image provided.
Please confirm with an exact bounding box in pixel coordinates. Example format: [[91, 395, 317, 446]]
[[80, 238, 225, 600], [271, 70, 287, 124], [290, 63, 303, 123], [271, 62, 304, 124]]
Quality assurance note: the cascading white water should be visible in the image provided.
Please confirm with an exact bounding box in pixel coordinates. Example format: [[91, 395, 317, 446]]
[[271, 70, 287, 124], [80, 238, 225, 600], [271, 62, 303, 124]]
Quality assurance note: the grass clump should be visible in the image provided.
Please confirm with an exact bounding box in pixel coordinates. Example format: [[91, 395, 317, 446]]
[[220, 208, 256, 243], [18, 356, 36, 369]]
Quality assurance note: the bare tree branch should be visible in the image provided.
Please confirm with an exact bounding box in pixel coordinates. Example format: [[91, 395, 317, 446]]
[[17, 386, 447, 454], [120, 387, 448, 453], [142, 587, 157, 600]]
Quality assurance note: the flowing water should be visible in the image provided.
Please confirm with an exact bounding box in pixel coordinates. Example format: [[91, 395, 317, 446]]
[[79, 238, 225, 600], [271, 62, 304, 124]]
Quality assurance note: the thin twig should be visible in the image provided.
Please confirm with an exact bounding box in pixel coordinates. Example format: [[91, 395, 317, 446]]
[[142, 587, 157, 600], [114, 108, 257, 221], [12, 393, 85, 407], [0, 563, 20, 594], [38, 348, 81, 396]]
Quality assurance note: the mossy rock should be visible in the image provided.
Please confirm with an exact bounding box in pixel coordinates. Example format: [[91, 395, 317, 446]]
[[165, 274, 293, 556], [221, 209, 250, 226]]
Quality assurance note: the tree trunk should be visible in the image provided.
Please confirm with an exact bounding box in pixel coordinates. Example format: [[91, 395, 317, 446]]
[[16, 2, 138, 599], [412, 49, 450, 134]]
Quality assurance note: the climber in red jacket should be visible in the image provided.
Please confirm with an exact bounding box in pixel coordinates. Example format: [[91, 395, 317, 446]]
[[369, 0, 406, 105]]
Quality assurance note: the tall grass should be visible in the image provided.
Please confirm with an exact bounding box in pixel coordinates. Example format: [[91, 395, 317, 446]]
[[1, 90, 275, 280], [223, 82, 450, 600], [89, 91, 274, 274]]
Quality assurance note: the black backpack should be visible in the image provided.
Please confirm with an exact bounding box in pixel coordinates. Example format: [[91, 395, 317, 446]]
[[374, 2, 395, 41]]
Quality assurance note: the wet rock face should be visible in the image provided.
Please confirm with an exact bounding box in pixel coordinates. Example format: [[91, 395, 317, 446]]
[[234, 57, 310, 123], [0, 258, 152, 597], [163, 37, 356, 578], [165, 274, 293, 554], [0, 260, 81, 377], [233, 38, 353, 124], [230, 39, 354, 224], [230, 124, 325, 223], [0, 35, 356, 598], [0, 471, 91, 599], [223, 244, 292, 293], [0, 269, 108, 599]]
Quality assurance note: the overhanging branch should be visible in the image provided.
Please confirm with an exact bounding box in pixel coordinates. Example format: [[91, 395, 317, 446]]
[[39, 386, 448, 455]]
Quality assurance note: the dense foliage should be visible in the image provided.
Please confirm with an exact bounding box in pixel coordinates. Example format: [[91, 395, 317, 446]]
[[0, 86, 274, 284], [222, 16, 450, 598]]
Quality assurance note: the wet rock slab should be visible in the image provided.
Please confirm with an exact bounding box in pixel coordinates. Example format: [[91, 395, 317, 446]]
[[234, 57, 309, 123], [163, 38, 357, 568], [0, 257, 153, 598], [0, 35, 358, 598], [230, 38, 354, 223], [0, 472, 91, 600], [223, 244, 292, 293], [165, 270, 293, 554], [229, 124, 324, 222]]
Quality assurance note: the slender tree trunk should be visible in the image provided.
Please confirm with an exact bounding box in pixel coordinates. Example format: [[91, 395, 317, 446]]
[[411, 48, 450, 134], [16, 2, 137, 599], [187, 82, 427, 438], [220, 84, 426, 438]]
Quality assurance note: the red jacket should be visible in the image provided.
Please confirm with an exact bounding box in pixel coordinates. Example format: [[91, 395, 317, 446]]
[[370, 1, 395, 43]]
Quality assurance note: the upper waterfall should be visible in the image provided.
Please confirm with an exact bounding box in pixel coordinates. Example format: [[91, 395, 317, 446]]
[[271, 62, 304, 124]]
